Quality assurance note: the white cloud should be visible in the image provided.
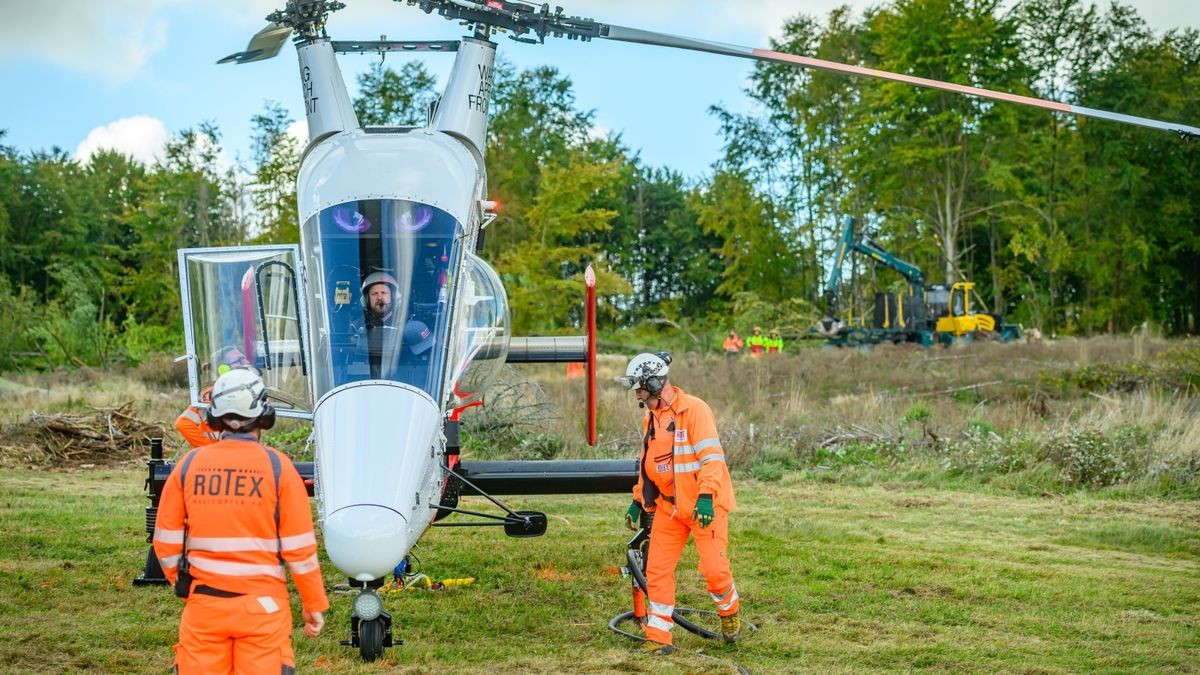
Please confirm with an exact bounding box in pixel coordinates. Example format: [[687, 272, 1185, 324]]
[[74, 115, 169, 165], [286, 119, 309, 147], [587, 121, 615, 145], [0, 0, 173, 83]]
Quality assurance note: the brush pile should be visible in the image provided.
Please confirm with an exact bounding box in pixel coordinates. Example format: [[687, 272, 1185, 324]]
[[0, 402, 165, 467]]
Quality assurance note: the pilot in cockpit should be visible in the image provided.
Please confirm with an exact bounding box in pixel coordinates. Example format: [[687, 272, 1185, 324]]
[[349, 272, 437, 385], [358, 272, 399, 328], [350, 272, 400, 377]]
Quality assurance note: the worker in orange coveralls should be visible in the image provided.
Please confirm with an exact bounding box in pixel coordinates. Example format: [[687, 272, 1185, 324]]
[[174, 386, 219, 448], [721, 330, 744, 358], [619, 351, 742, 655], [174, 347, 252, 448], [154, 368, 327, 674]]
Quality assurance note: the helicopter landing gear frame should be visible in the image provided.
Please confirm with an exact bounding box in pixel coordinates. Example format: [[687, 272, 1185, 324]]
[[342, 579, 396, 661]]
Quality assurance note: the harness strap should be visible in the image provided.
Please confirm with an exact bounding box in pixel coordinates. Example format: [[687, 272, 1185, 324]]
[[260, 446, 285, 566]]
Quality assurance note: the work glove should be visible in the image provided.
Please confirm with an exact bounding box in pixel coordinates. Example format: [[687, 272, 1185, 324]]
[[695, 494, 714, 528], [624, 501, 642, 531]]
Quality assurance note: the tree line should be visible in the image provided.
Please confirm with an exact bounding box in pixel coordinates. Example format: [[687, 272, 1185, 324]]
[[1, 0, 1196, 371]]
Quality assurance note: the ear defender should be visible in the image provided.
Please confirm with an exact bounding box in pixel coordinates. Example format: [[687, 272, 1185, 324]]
[[205, 407, 228, 432], [645, 375, 664, 396], [204, 403, 275, 432], [258, 404, 276, 430]]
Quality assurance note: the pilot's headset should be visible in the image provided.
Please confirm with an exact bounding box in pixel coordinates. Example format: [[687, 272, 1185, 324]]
[[620, 352, 673, 397], [204, 368, 276, 432]]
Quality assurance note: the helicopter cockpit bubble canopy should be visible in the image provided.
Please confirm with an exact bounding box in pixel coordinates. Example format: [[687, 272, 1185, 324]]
[[296, 126, 485, 406], [448, 253, 510, 411], [177, 245, 312, 418], [304, 198, 462, 403]]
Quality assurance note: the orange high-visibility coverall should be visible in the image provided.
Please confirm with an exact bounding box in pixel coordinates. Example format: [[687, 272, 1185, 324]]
[[174, 406, 220, 448], [175, 387, 219, 448], [153, 434, 329, 674], [633, 386, 739, 646], [722, 334, 743, 355]]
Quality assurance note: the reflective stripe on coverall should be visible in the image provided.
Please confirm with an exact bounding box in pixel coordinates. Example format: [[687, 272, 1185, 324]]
[[632, 386, 739, 645], [153, 435, 329, 674], [174, 406, 220, 448]]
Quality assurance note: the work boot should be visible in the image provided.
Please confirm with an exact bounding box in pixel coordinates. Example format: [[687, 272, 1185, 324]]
[[721, 611, 742, 643], [630, 640, 674, 655]]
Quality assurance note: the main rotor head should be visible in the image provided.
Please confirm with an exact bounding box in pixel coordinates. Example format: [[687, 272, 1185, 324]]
[[217, 0, 346, 64], [268, 0, 345, 38], [403, 0, 602, 43]]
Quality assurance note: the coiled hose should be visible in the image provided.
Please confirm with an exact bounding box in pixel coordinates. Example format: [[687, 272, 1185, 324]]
[[608, 519, 756, 667]]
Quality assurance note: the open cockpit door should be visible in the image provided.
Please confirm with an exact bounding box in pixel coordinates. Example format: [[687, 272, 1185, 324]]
[[178, 246, 313, 419]]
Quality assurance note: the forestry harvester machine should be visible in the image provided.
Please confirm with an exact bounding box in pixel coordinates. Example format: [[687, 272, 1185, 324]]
[[816, 217, 1022, 347]]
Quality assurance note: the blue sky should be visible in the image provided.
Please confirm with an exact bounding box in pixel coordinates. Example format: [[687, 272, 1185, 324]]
[[1, 0, 1196, 180]]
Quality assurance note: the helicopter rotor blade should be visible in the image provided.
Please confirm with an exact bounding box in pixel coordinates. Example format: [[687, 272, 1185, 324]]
[[599, 24, 1200, 139], [217, 23, 294, 65]]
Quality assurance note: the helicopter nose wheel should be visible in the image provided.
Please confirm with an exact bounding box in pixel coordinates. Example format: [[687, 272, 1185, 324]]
[[341, 586, 396, 661], [358, 617, 386, 661]]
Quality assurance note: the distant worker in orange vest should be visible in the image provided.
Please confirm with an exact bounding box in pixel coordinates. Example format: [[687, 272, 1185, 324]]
[[767, 328, 784, 354], [154, 368, 328, 674], [746, 326, 767, 356], [619, 352, 742, 655], [174, 346, 253, 448], [722, 330, 744, 358]]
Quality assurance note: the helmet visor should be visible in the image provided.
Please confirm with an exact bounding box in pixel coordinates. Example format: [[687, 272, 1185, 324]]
[[616, 375, 638, 391]]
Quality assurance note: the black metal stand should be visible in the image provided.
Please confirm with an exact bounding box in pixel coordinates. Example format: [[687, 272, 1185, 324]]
[[133, 437, 169, 586]]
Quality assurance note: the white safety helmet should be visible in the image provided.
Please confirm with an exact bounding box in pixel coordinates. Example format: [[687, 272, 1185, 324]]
[[206, 368, 275, 431], [619, 352, 671, 394]]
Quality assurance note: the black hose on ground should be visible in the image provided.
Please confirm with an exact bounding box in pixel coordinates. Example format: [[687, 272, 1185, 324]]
[[609, 610, 752, 675], [607, 524, 757, 671], [622, 547, 724, 639], [613, 518, 724, 638]]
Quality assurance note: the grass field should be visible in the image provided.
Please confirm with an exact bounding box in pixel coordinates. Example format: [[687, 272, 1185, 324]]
[[1, 337, 1198, 672], [0, 467, 1196, 673]]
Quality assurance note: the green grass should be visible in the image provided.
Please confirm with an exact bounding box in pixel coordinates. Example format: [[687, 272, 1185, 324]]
[[1, 469, 1196, 673]]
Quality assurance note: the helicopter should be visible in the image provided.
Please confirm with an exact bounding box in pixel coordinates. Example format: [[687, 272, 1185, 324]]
[[135, 0, 1198, 662]]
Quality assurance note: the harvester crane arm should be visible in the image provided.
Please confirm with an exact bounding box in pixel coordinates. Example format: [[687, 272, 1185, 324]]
[[854, 233, 923, 287], [819, 216, 926, 339], [823, 216, 855, 320], [824, 216, 924, 313]]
